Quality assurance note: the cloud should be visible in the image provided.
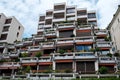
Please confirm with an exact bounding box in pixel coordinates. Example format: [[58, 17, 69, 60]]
[[96, 0, 120, 28], [0, 0, 119, 38]]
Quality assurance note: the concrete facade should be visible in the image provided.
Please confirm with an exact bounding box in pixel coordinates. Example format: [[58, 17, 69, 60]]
[[107, 6, 120, 53], [0, 13, 24, 43]]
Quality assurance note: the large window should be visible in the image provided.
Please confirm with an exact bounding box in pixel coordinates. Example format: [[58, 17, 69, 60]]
[[2, 26, 10, 32], [101, 51, 109, 55], [5, 18, 12, 24], [88, 13, 96, 18], [76, 45, 92, 51]]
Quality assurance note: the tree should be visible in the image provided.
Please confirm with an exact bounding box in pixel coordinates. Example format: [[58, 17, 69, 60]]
[[114, 53, 120, 57], [35, 52, 42, 58], [59, 49, 65, 54], [21, 53, 28, 57], [107, 53, 112, 57], [26, 66, 31, 73], [99, 66, 108, 74]]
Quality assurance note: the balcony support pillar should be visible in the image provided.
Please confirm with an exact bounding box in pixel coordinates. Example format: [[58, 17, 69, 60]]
[[95, 60, 99, 74]]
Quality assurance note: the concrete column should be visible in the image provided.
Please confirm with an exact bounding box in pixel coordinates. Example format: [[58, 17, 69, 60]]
[[95, 60, 99, 74], [52, 54, 56, 71], [73, 53, 76, 72]]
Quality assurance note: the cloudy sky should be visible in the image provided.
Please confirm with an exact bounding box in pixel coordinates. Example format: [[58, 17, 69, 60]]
[[0, 0, 120, 38]]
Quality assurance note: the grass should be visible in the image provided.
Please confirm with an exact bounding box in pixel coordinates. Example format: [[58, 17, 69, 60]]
[[71, 78, 120, 80]]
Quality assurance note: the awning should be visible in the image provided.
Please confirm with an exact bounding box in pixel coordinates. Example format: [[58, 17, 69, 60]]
[[38, 62, 52, 65], [22, 63, 37, 66], [55, 60, 73, 63]]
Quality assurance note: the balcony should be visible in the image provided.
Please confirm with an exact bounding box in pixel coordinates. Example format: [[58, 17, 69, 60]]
[[57, 38, 74, 46], [75, 37, 94, 45], [54, 3, 65, 13], [97, 43, 111, 48], [7, 44, 15, 49], [95, 30, 107, 37], [38, 57, 51, 62], [0, 62, 20, 69], [34, 35, 44, 41], [9, 52, 19, 57], [45, 32, 56, 36], [39, 21, 45, 24], [44, 24, 52, 28], [53, 18, 65, 22], [37, 28, 44, 32], [88, 18, 97, 21], [29, 46, 40, 52], [45, 15, 53, 19], [54, 55, 73, 60], [99, 57, 116, 63], [41, 42, 55, 49], [77, 14, 87, 19], [78, 25, 92, 30], [20, 57, 38, 63], [0, 43, 5, 48], [15, 42, 23, 47], [66, 17, 76, 21], [23, 40, 33, 44], [57, 23, 75, 30]]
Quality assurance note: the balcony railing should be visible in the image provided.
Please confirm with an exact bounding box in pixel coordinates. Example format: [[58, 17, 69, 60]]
[[0, 62, 20, 68], [9, 52, 19, 57], [20, 58, 38, 63], [97, 43, 111, 47], [99, 57, 116, 63], [38, 58, 51, 62], [77, 14, 87, 18], [53, 18, 65, 22], [57, 23, 75, 29], [34, 35, 44, 40], [29, 46, 40, 51], [42, 42, 55, 48], [37, 29, 44, 32], [75, 52, 96, 59], [67, 17, 75, 21], [0, 43, 5, 48], [75, 38, 93, 43]]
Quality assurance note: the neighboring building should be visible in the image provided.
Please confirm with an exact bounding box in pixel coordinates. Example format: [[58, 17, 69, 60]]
[[0, 13, 24, 44], [0, 3, 118, 79], [107, 5, 120, 53]]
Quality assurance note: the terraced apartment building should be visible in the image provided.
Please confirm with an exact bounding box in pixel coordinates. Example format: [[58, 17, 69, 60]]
[[0, 3, 119, 79]]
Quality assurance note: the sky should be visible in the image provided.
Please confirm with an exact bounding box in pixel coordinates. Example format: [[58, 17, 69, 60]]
[[0, 0, 120, 38]]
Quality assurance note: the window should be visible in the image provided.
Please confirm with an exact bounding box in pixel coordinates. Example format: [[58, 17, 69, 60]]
[[17, 32, 19, 37], [2, 26, 10, 32], [118, 18, 120, 22], [0, 34, 7, 40], [88, 13, 96, 18], [101, 51, 109, 55], [18, 26, 20, 30], [5, 18, 12, 24], [76, 45, 92, 51]]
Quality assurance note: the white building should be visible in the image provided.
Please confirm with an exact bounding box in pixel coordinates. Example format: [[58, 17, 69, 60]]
[[0, 13, 24, 43], [107, 5, 120, 53]]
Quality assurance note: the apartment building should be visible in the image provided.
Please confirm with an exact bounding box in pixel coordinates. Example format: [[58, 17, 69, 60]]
[[0, 3, 118, 79], [0, 13, 24, 44], [107, 5, 120, 53]]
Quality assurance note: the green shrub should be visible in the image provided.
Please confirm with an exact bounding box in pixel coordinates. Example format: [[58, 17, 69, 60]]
[[59, 49, 65, 54], [35, 52, 42, 57], [107, 53, 112, 57], [99, 66, 108, 74]]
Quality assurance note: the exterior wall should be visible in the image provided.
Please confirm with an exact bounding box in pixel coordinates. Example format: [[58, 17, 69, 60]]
[[0, 13, 24, 43], [108, 6, 120, 52], [0, 13, 6, 37]]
